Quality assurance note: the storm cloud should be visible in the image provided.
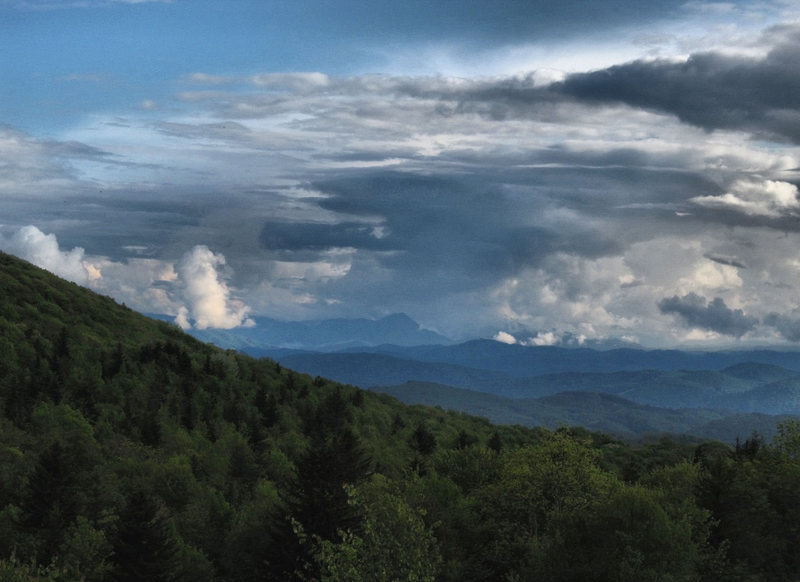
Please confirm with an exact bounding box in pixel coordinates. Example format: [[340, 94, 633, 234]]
[[658, 293, 758, 337], [554, 25, 800, 143], [763, 313, 800, 343]]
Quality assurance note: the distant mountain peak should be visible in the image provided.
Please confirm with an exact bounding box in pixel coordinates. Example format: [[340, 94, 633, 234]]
[[379, 312, 418, 326], [175, 311, 451, 351]]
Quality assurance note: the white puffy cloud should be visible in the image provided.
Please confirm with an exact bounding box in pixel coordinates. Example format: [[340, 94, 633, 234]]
[[493, 331, 517, 344], [1, 225, 93, 284], [527, 331, 561, 346], [175, 245, 254, 330], [691, 179, 800, 217], [486, 233, 773, 345]]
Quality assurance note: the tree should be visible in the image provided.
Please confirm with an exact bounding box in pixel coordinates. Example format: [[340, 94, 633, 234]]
[[57, 516, 113, 582], [112, 491, 180, 582], [291, 429, 371, 541], [321, 475, 441, 582], [773, 418, 800, 460], [471, 431, 615, 579], [487, 430, 503, 453], [267, 429, 371, 580], [17, 404, 102, 561], [17, 441, 82, 558], [410, 423, 437, 456], [532, 483, 704, 582]]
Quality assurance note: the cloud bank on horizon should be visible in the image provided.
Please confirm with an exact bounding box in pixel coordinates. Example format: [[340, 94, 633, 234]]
[[3, 0, 800, 347]]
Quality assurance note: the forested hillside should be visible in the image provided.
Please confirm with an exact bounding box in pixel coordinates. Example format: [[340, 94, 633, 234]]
[[3, 250, 800, 581]]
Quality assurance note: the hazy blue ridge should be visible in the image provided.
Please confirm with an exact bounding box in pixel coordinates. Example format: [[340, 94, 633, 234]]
[[148, 312, 452, 350], [359, 340, 800, 376], [268, 349, 800, 418], [371, 381, 787, 442]]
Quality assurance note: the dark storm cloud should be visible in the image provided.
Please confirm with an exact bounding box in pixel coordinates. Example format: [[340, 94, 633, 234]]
[[260, 220, 393, 252], [658, 292, 758, 337], [43, 139, 111, 161], [763, 312, 800, 342], [313, 172, 617, 260], [256, 171, 621, 302], [7, 187, 244, 262], [554, 25, 800, 142], [444, 24, 800, 143], [706, 255, 747, 269]]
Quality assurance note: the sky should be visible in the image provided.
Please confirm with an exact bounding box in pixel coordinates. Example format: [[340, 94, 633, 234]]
[[3, 0, 800, 348]]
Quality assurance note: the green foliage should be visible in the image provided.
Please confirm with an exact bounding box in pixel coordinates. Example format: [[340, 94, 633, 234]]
[[112, 491, 180, 582], [320, 475, 441, 582], [773, 418, 800, 458], [57, 517, 113, 582], [0, 553, 68, 581], [532, 482, 703, 582], [410, 422, 437, 456]]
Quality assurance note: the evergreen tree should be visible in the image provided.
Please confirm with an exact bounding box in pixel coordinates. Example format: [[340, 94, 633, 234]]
[[112, 491, 180, 582], [17, 441, 81, 557], [487, 431, 503, 453], [410, 423, 437, 456], [268, 429, 371, 580]]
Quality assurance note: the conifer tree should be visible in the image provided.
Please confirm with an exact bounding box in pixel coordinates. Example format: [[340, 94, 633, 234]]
[[112, 491, 179, 582]]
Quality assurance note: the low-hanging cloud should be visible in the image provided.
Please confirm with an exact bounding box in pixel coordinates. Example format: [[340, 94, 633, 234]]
[[493, 331, 517, 345], [763, 312, 800, 342], [658, 292, 758, 337], [0, 225, 96, 284], [0, 226, 253, 330], [175, 245, 254, 330]]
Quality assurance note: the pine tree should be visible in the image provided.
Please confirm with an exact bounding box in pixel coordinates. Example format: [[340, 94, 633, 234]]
[[267, 429, 372, 580], [17, 441, 81, 557], [112, 491, 179, 582]]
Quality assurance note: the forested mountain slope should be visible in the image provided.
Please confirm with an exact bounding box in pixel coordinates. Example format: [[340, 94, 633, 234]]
[[3, 251, 800, 581]]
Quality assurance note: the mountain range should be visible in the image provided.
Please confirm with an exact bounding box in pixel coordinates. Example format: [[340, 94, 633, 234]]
[[244, 342, 800, 441], [160, 312, 451, 351], [150, 303, 800, 442]]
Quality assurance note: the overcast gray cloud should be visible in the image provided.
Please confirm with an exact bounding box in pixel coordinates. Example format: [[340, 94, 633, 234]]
[[764, 312, 800, 342], [658, 293, 759, 338]]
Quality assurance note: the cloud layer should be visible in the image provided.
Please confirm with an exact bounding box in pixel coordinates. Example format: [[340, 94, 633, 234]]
[[4, 6, 800, 346]]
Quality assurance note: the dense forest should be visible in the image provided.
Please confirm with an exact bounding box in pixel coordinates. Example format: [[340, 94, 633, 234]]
[[2, 250, 800, 581]]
